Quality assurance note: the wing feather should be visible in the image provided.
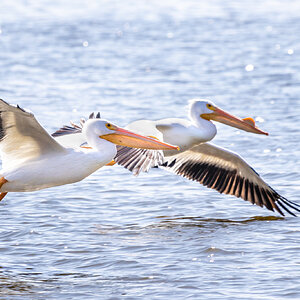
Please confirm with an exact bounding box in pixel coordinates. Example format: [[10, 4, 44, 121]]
[[52, 125, 82, 137], [0, 99, 65, 169], [114, 146, 164, 176]]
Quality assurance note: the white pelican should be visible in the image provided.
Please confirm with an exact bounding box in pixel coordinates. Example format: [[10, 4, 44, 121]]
[[53, 99, 300, 216], [0, 99, 178, 201]]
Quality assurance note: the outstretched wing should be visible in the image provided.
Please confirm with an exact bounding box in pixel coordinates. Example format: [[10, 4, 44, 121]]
[[0, 99, 65, 169], [114, 146, 164, 175], [161, 143, 299, 216]]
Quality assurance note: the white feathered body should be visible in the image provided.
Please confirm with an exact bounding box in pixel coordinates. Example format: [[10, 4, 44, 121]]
[[126, 117, 216, 156], [0, 145, 116, 192]]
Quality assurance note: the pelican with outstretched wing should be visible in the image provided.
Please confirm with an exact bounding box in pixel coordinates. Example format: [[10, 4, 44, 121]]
[[53, 99, 300, 216]]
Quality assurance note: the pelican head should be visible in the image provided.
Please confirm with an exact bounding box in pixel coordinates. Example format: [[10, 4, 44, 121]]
[[83, 119, 179, 150], [189, 99, 268, 135]]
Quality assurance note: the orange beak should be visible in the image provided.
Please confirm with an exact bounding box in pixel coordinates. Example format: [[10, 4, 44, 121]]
[[100, 127, 180, 150], [201, 107, 268, 135]]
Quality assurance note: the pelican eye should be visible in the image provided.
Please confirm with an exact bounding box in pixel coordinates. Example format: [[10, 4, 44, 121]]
[[106, 123, 112, 129], [206, 103, 215, 111]]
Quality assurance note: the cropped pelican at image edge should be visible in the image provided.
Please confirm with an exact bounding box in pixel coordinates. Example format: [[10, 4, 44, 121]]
[[0, 99, 178, 201]]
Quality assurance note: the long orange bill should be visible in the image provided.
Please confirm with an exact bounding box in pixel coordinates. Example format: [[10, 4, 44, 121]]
[[201, 107, 268, 135], [100, 127, 180, 150]]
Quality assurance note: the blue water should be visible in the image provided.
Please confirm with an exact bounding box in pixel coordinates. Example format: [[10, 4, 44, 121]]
[[0, 0, 300, 299]]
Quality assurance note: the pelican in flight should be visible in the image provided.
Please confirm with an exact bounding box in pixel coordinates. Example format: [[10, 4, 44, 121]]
[[53, 99, 300, 216], [0, 99, 178, 201]]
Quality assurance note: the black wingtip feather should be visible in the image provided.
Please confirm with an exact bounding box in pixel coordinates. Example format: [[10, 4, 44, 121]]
[[52, 125, 82, 137], [276, 201, 295, 217], [279, 197, 300, 214], [89, 112, 101, 119]]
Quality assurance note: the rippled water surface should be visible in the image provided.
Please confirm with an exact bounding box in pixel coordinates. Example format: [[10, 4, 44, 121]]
[[0, 0, 300, 299]]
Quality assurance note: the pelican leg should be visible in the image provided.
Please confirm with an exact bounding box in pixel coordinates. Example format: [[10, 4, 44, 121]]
[[0, 177, 8, 201]]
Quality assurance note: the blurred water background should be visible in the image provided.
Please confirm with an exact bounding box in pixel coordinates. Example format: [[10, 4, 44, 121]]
[[0, 0, 300, 299]]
